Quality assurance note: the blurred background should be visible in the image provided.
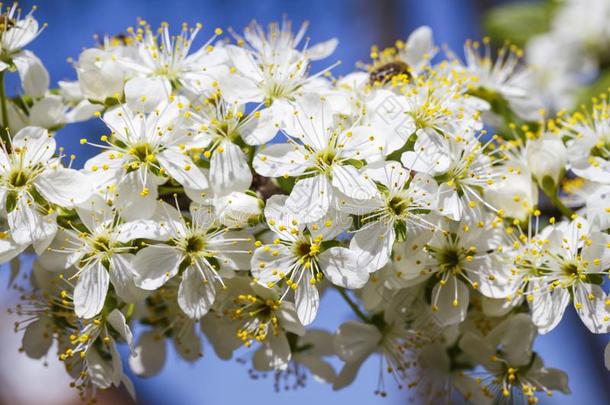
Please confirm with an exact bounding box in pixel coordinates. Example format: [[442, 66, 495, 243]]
[[0, 0, 608, 404]]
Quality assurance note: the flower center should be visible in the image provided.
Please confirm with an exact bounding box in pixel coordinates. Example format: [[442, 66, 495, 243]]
[[266, 82, 289, 100], [294, 239, 320, 259], [184, 235, 206, 254], [561, 261, 581, 277], [590, 139, 610, 160], [91, 235, 112, 252], [213, 119, 241, 142], [387, 195, 409, 217], [231, 294, 281, 347], [7, 169, 30, 188], [315, 148, 336, 169], [128, 143, 157, 164], [438, 248, 462, 271]]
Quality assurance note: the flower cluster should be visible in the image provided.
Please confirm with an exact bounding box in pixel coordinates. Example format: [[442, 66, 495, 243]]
[[2, 5, 609, 404], [491, 0, 610, 112]]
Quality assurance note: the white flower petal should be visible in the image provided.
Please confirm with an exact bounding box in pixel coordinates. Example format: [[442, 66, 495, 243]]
[[22, 318, 53, 359], [431, 277, 469, 326], [35, 167, 91, 207], [210, 141, 252, 193], [200, 315, 241, 360], [253, 143, 309, 178], [240, 107, 280, 145], [157, 149, 209, 191], [286, 175, 332, 223], [299, 356, 336, 384], [403, 26, 435, 72], [319, 247, 369, 288], [13, 126, 55, 164], [13, 51, 49, 97], [574, 283, 609, 334], [459, 332, 495, 368], [362, 161, 409, 192], [3, 17, 40, 51], [106, 309, 134, 350], [251, 244, 295, 285], [400, 132, 450, 175], [109, 254, 146, 303], [173, 323, 203, 361], [436, 183, 463, 221], [38, 228, 82, 270], [217, 70, 262, 104], [307, 209, 352, 240], [263, 194, 303, 237], [86, 351, 114, 389], [252, 333, 291, 371], [125, 76, 171, 113], [177, 266, 216, 319], [453, 372, 494, 405], [116, 219, 170, 242], [337, 126, 386, 162], [530, 285, 570, 334], [331, 164, 377, 200], [277, 302, 306, 336], [349, 222, 394, 273], [295, 276, 320, 326], [211, 229, 254, 271], [102, 105, 144, 144], [282, 94, 332, 150], [115, 169, 160, 221], [8, 197, 57, 247], [133, 245, 182, 290], [487, 313, 536, 367], [74, 261, 109, 319], [129, 330, 166, 377], [333, 358, 365, 391], [29, 95, 67, 128], [0, 234, 24, 264], [300, 329, 335, 357], [225, 45, 262, 82], [334, 321, 380, 362], [529, 365, 571, 395], [214, 191, 261, 227], [306, 38, 338, 60]]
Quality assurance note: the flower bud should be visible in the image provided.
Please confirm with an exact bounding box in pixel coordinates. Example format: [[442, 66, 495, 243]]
[[486, 168, 538, 221], [526, 135, 567, 186], [76, 49, 126, 102], [214, 191, 262, 227]]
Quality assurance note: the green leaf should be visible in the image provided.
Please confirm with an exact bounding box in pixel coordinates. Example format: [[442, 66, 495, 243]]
[[483, 1, 555, 47], [573, 70, 610, 110], [343, 159, 365, 169], [104, 95, 122, 107], [541, 175, 556, 195], [275, 175, 296, 194], [5, 190, 17, 213]]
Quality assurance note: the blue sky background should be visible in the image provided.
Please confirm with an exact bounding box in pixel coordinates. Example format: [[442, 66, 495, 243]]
[[2, 0, 609, 404]]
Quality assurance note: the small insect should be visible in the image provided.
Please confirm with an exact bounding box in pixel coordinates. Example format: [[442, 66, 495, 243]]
[[0, 15, 16, 30], [369, 61, 410, 85], [112, 33, 130, 45], [97, 32, 131, 48]]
